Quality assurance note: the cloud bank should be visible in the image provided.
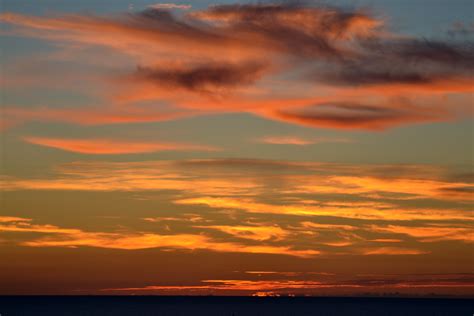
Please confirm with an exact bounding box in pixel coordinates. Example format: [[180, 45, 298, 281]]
[[1, 2, 473, 130]]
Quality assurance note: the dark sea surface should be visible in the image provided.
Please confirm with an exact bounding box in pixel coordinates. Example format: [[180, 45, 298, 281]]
[[0, 296, 473, 316]]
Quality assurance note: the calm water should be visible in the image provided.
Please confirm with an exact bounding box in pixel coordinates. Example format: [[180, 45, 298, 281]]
[[0, 296, 473, 316]]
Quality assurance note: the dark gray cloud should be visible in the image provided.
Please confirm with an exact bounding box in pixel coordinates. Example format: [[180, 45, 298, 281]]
[[133, 62, 267, 93], [193, 2, 373, 58], [270, 102, 444, 130], [311, 39, 474, 86]]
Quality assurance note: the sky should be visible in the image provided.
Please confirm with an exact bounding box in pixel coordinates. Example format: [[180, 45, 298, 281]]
[[0, 0, 473, 296]]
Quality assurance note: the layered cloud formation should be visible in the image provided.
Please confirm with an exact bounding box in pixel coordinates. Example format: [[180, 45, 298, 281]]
[[1, 1, 473, 297], [102, 274, 474, 296], [2, 159, 472, 256], [1, 2, 473, 131], [1, 158, 473, 295]]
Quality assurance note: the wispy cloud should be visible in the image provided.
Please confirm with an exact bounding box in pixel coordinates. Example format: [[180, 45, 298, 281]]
[[293, 175, 474, 201], [142, 214, 207, 223], [1, 160, 472, 262], [1, 2, 472, 130], [257, 136, 351, 145], [0, 216, 32, 223], [2, 159, 472, 215], [147, 3, 192, 10], [194, 225, 289, 241], [102, 276, 474, 295], [361, 247, 428, 255], [369, 225, 474, 243], [3, 105, 193, 128], [0, 216, 318, 257], [132, 61, 267, 94], [175, 197, 472, 221], [23, 137, 218, 154]]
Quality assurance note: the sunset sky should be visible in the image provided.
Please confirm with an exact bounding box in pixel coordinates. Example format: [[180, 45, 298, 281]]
[[0, 0, 473, 296]]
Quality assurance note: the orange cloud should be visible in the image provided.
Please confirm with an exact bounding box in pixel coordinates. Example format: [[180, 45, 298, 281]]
[[0, 161, 261, 196], [102, 276, 474, 295], [300, 222, 357, 231], [1, 159, 471, 232], [3, 105, 194, 128], [0, 217, 318, 257], [258, 136, 315, 145], [1, 3, 472, 130], [293, 175, 474, 201], [148, 3, 192, 10], [142, 214, 207, 223], [194, 225, 289, 241], [369, 239, 402, 243], [0, 216, 31, 223], [132, 61, 268, 95], [369, 225, 474, 243], [0, 155, 471, 265], [257, 136, 351, 145], [102, 280, 331, 293], [2, 160, 471, 224], [23, 137, 218, 154], [322, 241, 353, 247], [361, 247, 428, 255], [260, 98, 460, 131], [175, 197, 472, 221]]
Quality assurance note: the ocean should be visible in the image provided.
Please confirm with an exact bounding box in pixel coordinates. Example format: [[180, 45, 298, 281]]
[[0, 296, 473, 315]]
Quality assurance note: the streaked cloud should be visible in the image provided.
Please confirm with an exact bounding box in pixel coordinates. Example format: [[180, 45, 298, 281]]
[[369, 239, 403, 243], [0, 216, 318, 257], [148, 3, 192, 10], [132, 61, 267, 95], [0, 0, 473, 297], [24, 137, 218, 154], [293, 175, 474, 201], [257, 136, 351, 146], [175, 197, 472, 221], [369, 225, 474, 243], [0, 160, 261, 195], [2, 159, 472, 217], [1, 159, 472, 266], [102, 275, 474, 295], [300, 222, 357, 231], [142, 213, 207, 223], [3, 105, 193, 129], [262, 101, 452, 130], [0, 216, 32, 223], [361, 247, 428, 255], [194, 225, 289, 241], [1, 2, 472, 130]]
